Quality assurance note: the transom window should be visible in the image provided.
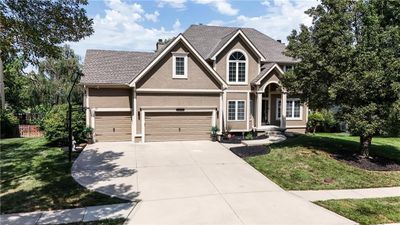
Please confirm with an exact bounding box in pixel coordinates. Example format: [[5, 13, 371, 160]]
[[276, 98, 302, 120], [228, 51, 247, 84], [172, 53, 188, 78], [228, 100, 245, 121]]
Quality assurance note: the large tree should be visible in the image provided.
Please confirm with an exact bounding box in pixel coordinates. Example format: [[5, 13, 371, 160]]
[[282, 0, 400, 157], [0, 0, 93, 109]]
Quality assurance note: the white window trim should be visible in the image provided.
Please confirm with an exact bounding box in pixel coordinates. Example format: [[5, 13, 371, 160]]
[[227, 100, 246, 121], [226, 49, 248, 85], [172, 52, 188, 79], [276, 98, 303, 121]]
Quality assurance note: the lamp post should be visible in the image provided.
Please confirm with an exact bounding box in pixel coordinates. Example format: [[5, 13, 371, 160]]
[[67, 71, 83, 162]]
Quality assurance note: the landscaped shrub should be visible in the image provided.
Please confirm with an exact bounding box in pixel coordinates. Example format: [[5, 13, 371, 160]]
[[0, 109, 19, 138], [41, 104, 86, 144], [307, 109, 338, 133]]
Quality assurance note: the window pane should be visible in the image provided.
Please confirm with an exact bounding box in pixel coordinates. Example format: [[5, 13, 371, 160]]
[[229, 62, 236, 82], [237, 101, 245, 120], [277, 100, 281, 118], [238, 62, 246, 82], [293, 100, 301, 118], [228, 101, 236, 120], [286, 100, 293, 118], [229, 51, 245, 61], [175, 57, 185, 75]]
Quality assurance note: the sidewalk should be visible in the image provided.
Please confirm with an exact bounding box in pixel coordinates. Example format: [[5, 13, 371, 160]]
[[0, 203, 135, 225], [290, 187, 400, 201]]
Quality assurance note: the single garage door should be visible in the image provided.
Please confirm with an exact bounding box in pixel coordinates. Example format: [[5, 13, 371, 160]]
[[95, 112, 131, 142], [145, 112, 212, 142]]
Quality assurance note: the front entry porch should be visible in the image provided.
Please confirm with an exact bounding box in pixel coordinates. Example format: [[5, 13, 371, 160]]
[[255, 82, 287, 130]]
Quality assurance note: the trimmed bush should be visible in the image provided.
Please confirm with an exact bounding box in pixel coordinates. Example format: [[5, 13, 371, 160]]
[[41, 104, 86, 144], [0, 109, 19, 138], [307, 109, 338, 133]]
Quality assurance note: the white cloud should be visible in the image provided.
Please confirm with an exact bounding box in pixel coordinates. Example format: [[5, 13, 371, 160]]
[[145, 11, 160, 22], [68, 0, 181, 58], [157, 0, 187, 9], [173, 19, 181, 30], [217, 0, 318, 42], [194, 0, 238, 16]]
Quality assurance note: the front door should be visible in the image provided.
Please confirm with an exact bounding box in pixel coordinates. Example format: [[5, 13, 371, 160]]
[[261, 99, 269, 125]]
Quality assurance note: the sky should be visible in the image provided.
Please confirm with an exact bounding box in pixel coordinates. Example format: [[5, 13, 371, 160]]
[[68, 0, 319, 59]]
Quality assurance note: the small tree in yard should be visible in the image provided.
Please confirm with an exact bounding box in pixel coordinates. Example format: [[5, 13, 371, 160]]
[[282, 0, 400, 157]]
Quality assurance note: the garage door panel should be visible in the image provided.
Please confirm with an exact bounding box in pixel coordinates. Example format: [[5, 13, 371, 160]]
[[145, 112, 212, 142], [95, 112, 131, 142]]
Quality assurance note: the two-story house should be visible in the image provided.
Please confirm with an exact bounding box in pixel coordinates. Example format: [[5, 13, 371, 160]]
[[81, 25, 308, 142]]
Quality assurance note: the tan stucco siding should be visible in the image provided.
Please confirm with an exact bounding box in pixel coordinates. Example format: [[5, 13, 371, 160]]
[[136, 93, 220, 135], [259, 70, 281, 91], [137, 42, 221, 90], [226, 92, 248, 131], [88, 88, 132, 108], [215, 36, 259, 90]]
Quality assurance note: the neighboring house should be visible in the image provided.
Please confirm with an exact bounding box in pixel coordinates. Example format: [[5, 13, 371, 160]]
[[81, 25, 308, 142]]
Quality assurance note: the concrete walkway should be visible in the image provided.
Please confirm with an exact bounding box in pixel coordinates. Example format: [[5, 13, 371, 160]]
[[290, 187, 400, 201], [72, 141, 357, 225], [0, 203, 134, 225]]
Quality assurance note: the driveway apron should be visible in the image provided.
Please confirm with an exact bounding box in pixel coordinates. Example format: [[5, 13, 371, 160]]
[[73, 141, 357, 225]]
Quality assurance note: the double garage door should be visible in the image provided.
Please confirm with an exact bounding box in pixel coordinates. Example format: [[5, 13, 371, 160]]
[[145, 112, 212, 142], [95, 111, 212, 142]]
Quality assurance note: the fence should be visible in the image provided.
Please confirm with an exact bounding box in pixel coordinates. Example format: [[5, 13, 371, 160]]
[[18, 125, 43, 138]]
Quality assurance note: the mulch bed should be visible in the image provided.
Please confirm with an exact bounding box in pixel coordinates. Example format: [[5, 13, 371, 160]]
[[331, 153, 400, 171], [230, 145, 270, 158]]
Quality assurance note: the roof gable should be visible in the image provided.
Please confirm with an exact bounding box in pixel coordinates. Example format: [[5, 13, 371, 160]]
[[129, 34, 228, 88], [209, 29, 265, 61], [252, 63, 284, 85], [183, 25, 296, 63]]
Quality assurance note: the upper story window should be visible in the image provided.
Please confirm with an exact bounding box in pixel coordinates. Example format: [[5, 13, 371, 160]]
[[227, 50, 247, 84], [283, 65, 294, 72], [172, 52, 188, 79]]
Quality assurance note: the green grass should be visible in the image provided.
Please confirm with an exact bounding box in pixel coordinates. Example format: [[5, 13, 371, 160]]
[[245, 133, 400, 190], [63, 218, 126, 225], [0, 138, 129, 214], [316, 197, 400, 225]]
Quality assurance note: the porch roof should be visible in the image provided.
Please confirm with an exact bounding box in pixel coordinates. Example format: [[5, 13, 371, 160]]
[[251, 63, 284, 85]]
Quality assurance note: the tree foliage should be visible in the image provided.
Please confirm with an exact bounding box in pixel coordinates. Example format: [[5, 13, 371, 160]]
[[41, 104, 86, 144], [282, 0, 400, 156], [0, 0, 93, 61]]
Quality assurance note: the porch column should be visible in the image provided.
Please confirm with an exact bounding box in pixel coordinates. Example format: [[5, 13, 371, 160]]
[[257, 92, 262, 128], [280, 91, 287, 128]]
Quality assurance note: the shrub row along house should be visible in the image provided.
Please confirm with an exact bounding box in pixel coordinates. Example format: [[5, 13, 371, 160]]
[[81, 25, 308, 142]]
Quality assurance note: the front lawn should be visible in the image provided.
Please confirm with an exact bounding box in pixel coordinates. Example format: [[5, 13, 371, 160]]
[[0, 138, 129, 214], [245, 133, 400, 190], [316, 197, 400, 225]]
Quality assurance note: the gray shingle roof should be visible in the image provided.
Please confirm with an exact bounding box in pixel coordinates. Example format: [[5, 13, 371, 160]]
[[183, 25, 296, 63], [81, 50, 155, 84], [82, 25, 296, 85]]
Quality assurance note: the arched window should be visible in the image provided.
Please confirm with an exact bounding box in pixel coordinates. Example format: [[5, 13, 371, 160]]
[[228, 51, 247, 83]]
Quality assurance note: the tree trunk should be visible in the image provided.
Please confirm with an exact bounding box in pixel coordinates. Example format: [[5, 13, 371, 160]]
[[0, 51, 5, 109], [359, 135, 372, 157]]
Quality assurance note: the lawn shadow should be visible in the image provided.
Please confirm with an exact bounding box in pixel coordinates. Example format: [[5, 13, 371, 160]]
[[1, 140, 132, 214]]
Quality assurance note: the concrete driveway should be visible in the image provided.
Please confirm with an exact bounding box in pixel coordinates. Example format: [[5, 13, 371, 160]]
[[72, 141, 356, 225]]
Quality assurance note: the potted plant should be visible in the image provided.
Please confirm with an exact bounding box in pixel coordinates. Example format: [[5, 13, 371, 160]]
[[210, 126, 220, 142], [83, 127, 94, 144]]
